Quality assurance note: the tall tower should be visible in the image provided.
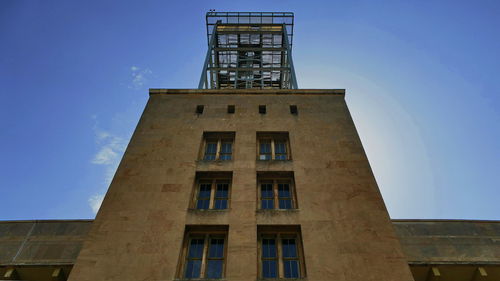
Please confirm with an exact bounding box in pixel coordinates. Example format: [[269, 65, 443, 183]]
[[199, 12, 297, 89], [69, 12, 415, 281]]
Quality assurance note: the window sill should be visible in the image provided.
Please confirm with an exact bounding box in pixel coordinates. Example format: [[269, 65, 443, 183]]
[[257, 277, 307, 281], [256, 159, 292, 162], [256, 209, 299, 213], [174, 278, 226, 281], [188, 208, 230, 212]]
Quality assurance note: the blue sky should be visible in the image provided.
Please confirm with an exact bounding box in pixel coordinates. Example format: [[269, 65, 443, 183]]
[[1, 0, 499, 220]]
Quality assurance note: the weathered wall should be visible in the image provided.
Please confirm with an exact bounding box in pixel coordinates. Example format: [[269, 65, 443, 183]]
[[68, 90, 414, 281]]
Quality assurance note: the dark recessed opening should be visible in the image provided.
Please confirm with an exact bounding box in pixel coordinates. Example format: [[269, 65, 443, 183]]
[[290, 105, 298, 115], [196, 105, 204, 114], [259, 105, 266, 114], [228, 105, 235, 114]]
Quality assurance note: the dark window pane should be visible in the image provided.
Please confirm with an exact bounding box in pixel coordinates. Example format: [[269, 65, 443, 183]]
[[260, 142, 271, 153], [279, 199, 292, 209], [282, 239, 297, 257], [262, 260, 277, 278], [260, 154, 272, 160], [219, 154, 232, 160], [220, 142, 232, 161], [221, 142, 232, 153], [204, 154, 216, 161], [196, 199, 210, 209], [206, 260, 223, 278], [216, 184, 229, 197], [261, 199, 274, 209], [275, 142, 286, 153], [261, 184, 273, 198], [185, 260, 202, 278], [214, 199, 228, 209], [209, 239, 225, 258], [278, 184, 290, 197], [275, 154, 287, 160], [188, 239, 205, 258], [284, 260, 300, 278], [198, 184, 212, 198], [206, 142, 217, 153], [262, 239, 276, 258], [204, 142, 217, 160]]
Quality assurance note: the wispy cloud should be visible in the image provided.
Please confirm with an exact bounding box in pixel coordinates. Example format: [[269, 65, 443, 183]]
[[91, 133, 126, 165], [129, 65, 152, 89], [88, 117, 129, 214], [88, 194, 104, 214]]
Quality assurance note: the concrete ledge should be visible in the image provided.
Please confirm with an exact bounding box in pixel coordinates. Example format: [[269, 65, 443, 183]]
[[149, 88, 345, 96]]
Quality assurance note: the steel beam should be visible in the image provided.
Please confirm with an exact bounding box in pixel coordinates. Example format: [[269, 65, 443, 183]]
[[198, 23, 218, 89]]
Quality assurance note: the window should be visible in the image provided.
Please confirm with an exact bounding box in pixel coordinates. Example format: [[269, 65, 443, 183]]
[[196, 105, 204, 114], [258, 226, 306, 279], [257, 172, 297, 210], [259, 105, 266, 114], [192, 172, 232, 210], [178, 226, 228, 279], [227, 105, 235, 113], [257, 132, 291, 160], [290, 105, 298, 115], [202, 132, 235, 161]]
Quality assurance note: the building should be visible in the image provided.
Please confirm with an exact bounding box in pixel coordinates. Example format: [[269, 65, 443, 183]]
[[2, 219, 500, 281], [1, 11, 499, 281]]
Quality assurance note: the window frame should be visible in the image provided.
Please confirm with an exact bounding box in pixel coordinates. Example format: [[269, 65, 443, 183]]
[[192, 178, 231, 210], [257, 133, 291, 161], [201, 132, 235, 161], [178, 227, 228, 279], [191, 172, 232, 211], [257, 227, 306, 279], [257, 174, 298, 210]]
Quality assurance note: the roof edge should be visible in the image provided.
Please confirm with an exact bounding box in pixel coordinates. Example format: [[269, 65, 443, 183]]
[[3, 218, 500, 224], [392, 219, 500, 223], [149, 89, 345, 96], [0, 219, 94, 224]]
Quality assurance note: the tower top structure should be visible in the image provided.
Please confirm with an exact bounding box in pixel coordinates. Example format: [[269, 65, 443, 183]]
[[198, 12, 298, 89]]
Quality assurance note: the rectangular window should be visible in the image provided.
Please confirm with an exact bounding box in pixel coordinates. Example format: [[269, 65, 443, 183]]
[[257, 132, 291, 160], [259, 140, 272, 160], [196, 182, 212, 209], [258, 226, 306, 279], [179, 226, 228, 279], [261, 238, 278, 278], [260, 182, 274, 209], [219, 140, 233, 160], [202, 132, 235, 161], [214, 182, 229, 209], [259, 105, 267, 114], [196, 105, 204, 114], [192, 172, 232, 210], [204, 141, 218, 161], [257, 172, 297, 210], [278, 183, 293, 209], [185, 238, 204, 278], [282, 238, 300, 278]]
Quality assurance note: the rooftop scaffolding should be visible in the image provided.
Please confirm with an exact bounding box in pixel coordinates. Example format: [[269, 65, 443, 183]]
[[199, 12, 298, 90]]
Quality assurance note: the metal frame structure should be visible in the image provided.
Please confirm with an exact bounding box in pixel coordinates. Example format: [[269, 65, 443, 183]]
[[198, 12, 298, 89]]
